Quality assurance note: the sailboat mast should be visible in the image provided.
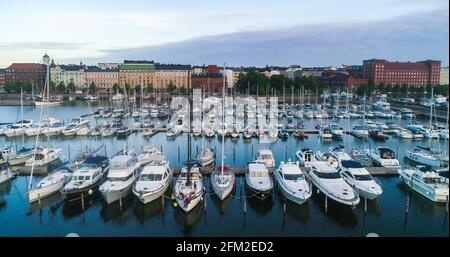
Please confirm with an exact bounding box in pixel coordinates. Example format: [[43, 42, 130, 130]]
[[21, 88, 24, 147], [187, 69, 192, 185], [221, 63, 226, 177]]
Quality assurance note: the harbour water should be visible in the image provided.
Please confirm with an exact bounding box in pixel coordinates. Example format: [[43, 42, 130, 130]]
[[0, 101, 448, 237]]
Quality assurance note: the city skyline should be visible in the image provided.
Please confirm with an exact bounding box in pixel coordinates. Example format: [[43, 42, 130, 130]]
[[0, 0, 448, 67]]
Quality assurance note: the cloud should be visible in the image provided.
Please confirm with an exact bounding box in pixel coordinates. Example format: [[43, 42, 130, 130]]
[[99, 8, 449, 67], [0, 42, 92, 50]]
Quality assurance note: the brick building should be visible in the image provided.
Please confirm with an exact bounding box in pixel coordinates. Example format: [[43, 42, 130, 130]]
[[320, 71, 368, 90], [0, 69, 5, 92], [5, 63, 46, 89], [363, 59, 441, 86], [191, 65, 224, 92]]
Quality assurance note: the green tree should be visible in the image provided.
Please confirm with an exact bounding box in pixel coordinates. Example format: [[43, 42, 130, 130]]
[[66, 81, 76, 93], [378, 82, 385, 92], [400, 83, 408, 94], [23, 83, 32, 93], [56, 81, 66, 93], [112, 83, 120, 94], [356, 83, 367, 96], [89, 82, 97, 94], [124, 83, 131, 95], [385, 84, 393, 93], [146, 84, 154, 94], [179, 86, 187, 94], [166, 81, 176, 93], [49, 81, 55, 93]]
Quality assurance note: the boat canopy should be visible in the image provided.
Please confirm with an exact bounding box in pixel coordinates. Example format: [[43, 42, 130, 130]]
[[341, 160, 364, 169]]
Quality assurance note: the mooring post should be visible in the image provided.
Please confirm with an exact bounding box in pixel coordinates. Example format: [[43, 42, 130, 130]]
[[68, 145, 71, 162], [406, 194, 410, 213], [325, 195, 328, 213], [162, 195, 165, 213], [38, 193, 41, 208], [446, 195, 448, 213], [244, 197, 247, 214], [364, 197, 367, 213], [119, 196, 123, 212], [81, 193, 85, 211], [240, 176, 243, 197], [251, 144, 254, 158], [283, 199, 286, 214]]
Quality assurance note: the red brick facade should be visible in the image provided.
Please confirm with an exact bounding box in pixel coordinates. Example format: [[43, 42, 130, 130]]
[[5, 63, 46, 88], [191, 74, 224, 93], [363, 59, 441, 86]]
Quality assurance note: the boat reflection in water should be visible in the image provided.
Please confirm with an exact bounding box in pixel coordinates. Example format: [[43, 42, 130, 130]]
[[100, 194, 135, 222], [246, 191, 273, 214], [0, 179, 12, 195], [28, 193, 63, 214], [310, 190, 358, 228], [210, 190, 235, 216], [133, 197, 166, 224], [284, 200, 311, 224], [61, 194, 101, 220], [174, 203, 204, 236]]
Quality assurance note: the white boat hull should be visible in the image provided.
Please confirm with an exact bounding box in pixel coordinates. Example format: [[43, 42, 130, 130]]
[[28, 181, 64, 202], [101, 185, 133, 204]]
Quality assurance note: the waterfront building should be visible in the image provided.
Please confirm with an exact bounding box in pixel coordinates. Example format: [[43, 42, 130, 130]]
[[220, 69, 234, 88], [440, 67, 449, 85], [363, 59, 441, 86], [155, 64, 190, 89], [0, 69, 5, 92], [118, 61, 156, 89], [50, 63, 85, 90], [281, 66, 303, 79], [85, 67, 119, 94], [320, 71, 368, 90], [98, 63, 120, 70], [5, 63, 46, 89]]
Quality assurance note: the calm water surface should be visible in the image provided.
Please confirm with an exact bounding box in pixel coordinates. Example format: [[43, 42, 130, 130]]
[[0, 101, 448, 236]]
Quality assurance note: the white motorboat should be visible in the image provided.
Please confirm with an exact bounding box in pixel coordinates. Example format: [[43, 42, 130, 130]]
[[62, 117, 89, 136], [274, 161, 311, 205], [245, 162, 273, 200], [197, 148, 215, 167], [61, 155, 109, 202], [320, 127, 332, 140], [174, 165, 204, 212], [406, 147, 442, 167], [338, 160, 382, 200], [296, 148, 317, 167], [399, 166, 449, 202], [166, 127, 181, 138], [395, 128, 413, 139], [25, 147, 62, 168], [350, 125, 368, 139], [306, 161, 360, 206], [4, 120, 33, 137], [0, 164, 14, 184], [99, 154, 141, 204], [42, 120, 65, 137], [4, 147, 34, 166], [365, 147, 401, 169], [137, 145, 162, 165], [256, 149, 275, 168], [112, 93, 125, 101], [76, 126, 91, 136], [133, 158, 172, 204], [28, 166, 72, 202], [330, 122, 344, 140]]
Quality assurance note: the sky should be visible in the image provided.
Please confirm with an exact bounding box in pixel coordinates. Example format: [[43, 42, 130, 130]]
[[0, 0, 448, 67]]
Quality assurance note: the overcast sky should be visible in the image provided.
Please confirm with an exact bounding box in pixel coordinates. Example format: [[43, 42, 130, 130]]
[[0, 0, 448, 67]]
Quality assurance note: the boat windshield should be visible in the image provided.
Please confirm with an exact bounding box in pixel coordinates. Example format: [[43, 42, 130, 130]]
[[314, 170, 341, 179], [379, 148, 395, 159], [284, 173, 304, 180], [250, 171, 268, 177], [261, 154, 272, 160], [73, 175, 91, 181], [140, 173, 163, 181], [354, 174, 373, 181]]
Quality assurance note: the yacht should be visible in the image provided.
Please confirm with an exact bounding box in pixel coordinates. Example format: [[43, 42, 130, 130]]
[[296, 148, 317, 167], [62, 117, 89, 136], [369, 129, 388, 141], [274, 161, 311, 205], [99, 154, 141, 204], [4, 120, 33, 137], [330, 122, 344, 140], [174, 164, 204, 212], [28, 166, 72, 202], [211, 165, 236, 201], [338, 159, 382, 200], [395, 128, 413, 139], [42, 119, 65, 137], [0, 164, 14, 184], [197, 148, 215, 167], [277, 128, 289, 140], [4, 147, 34, 166], [166, 127, 181, 138], [133, 157, 172, 204], [372, 100, 391, 111], [399, 166, 449, 202], [406, 147, 442, 167], [256, 149, 275, 168], [137, 145, 162, 165], [61, 155, 109, 202], [24, 147, 62, 168], [307, 161, 360, 206], [365, 147, 401, 169], [350, 125, 368, 139], [245, 162, 273, 200], [320, 127, 332, 140]]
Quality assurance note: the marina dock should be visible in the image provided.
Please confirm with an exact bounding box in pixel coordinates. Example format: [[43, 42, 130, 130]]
[[173, 166, 400, 176]]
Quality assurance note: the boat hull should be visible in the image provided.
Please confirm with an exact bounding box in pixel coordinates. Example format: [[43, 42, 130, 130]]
[[101, 185, 132, 204], [28, 181, 64, 203]]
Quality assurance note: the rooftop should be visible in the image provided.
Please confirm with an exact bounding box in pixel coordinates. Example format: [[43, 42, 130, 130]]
[[7, 63, 46, 70]]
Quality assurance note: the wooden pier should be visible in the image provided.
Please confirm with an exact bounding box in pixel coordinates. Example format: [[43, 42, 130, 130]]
[[173, 165, 400, 177]]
